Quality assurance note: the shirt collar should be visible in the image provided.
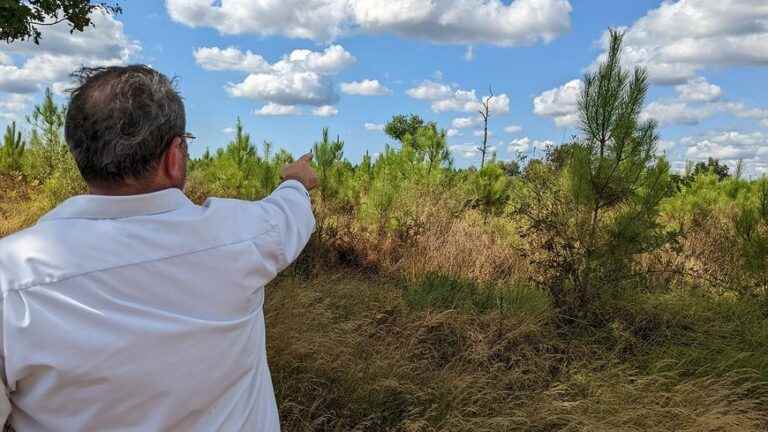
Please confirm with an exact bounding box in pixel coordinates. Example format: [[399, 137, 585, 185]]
[[40, 188, 194, 221]]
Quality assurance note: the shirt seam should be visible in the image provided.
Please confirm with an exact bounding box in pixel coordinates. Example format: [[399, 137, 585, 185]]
[[5, 229, 279, 293]]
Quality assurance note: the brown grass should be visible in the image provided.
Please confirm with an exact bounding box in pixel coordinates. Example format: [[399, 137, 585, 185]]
[[266, 271, 768, 432], [0, 174, 48, 237], [399, 210, 527, 284]]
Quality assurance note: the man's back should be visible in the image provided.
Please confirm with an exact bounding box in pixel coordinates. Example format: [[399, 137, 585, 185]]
[[0, 182, 314, 431]]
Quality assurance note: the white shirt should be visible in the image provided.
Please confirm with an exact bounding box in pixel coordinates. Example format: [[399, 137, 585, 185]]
[[0, 180, 315, 431]]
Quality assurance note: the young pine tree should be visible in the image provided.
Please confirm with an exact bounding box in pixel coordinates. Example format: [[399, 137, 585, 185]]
[[24, 88, 69, 182], [520, 30, 672, 314], [0, 121, 25, 173], [225, 117, 257, 169], [313, 128, 344, 200]]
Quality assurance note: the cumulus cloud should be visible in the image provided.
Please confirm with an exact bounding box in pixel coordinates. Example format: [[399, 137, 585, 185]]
[[675, 77, 722, 102], [536, 73, 768, 130], [312, 105, 339, 117], [450, 143, 496, 159], [196, 44, 355, 107], [508, 137, 554, 154], [641, 101, 716, 126], [641, 97, 768, 128], [365, 122, 385, 131], [589, 1, 768, 84], [408, 80, 510, 114], [340, 79, 392, 96], [504, 125, 523, 134], [406, 80, 452, 100], [682, 131, 768, 162], [254, 103, 302, 116], [0, 94, 33, 120], [0, 11, 140, 94], [533, 79, 582, 127], [194, 47, 270, 72], [446, 128, 461, 137], [452, 116, 481, 129], [167, 0, 573, 46]]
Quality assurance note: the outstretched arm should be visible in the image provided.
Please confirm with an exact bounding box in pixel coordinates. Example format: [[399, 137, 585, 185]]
[[256, 153, 318, 272]]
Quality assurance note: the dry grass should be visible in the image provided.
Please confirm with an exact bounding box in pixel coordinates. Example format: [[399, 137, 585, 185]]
[[399, 210, 528, 284], [532, 366, 768, 432], [266, 271, 768, 432], [0, 174, 48, 237]]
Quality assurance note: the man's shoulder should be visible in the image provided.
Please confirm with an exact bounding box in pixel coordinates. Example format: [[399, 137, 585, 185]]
[[0, 222, 57, 291], [0, 221, 51, 258]]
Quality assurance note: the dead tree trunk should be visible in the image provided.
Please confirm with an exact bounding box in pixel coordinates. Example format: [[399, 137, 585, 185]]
[[477, 86, 494, 169]]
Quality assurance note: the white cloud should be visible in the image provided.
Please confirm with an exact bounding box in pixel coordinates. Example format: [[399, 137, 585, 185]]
[[197, 44, 355, 107], [504, 124, 523, 134], [228, 72, 338, 106], [166, 0, 350, 42], [167, 0, 573, 46], [0, 11, 140, 94], [0, 94, 33, 120], [222, 127, 236, 134], [641, 101, 716, 126], [452, 116, 481, 129], [533, 79, 582, 127], [508, 137, 555, 154], [408, 80, 510, 114], [312, 105, 339, 117], [406, 80, 453, 100], [720, 102, 768, 124], [340, 79, 391, 96], [364, 122, 385, 131], [474, 130, 493, 138], [446, 128, 460, 137], [464, 46, 474, 62], [255, 103, 302, 116], [194, 47, 270, 72], [450, 143, 496, 159], [641, 99, 768, 128], [682, 131, 768, 162], [675, 77, 722, 102], [589, 1, 768, 84]]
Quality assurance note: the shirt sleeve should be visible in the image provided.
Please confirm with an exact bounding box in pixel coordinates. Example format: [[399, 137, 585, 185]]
[[254, 180, 316, 273], [0, 301, 11, 426]]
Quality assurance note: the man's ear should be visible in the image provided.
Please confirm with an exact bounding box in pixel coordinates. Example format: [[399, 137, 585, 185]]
[[162, 137, 187, 187]]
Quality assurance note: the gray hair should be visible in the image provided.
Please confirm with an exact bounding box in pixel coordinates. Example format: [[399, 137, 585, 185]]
[[65, 65, 185, 184]]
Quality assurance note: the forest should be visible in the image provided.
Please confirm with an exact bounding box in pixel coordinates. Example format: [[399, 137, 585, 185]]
[[2, 31, 768, 431]]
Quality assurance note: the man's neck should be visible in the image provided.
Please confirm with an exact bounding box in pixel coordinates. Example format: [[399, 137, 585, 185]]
[[89, 180, 180, 197]]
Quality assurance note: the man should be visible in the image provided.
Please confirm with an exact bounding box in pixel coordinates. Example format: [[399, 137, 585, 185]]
[[0, 65, 318, 431]]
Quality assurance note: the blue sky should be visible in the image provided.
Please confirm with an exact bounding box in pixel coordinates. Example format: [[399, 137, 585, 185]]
[[1, 1, 767, 174]]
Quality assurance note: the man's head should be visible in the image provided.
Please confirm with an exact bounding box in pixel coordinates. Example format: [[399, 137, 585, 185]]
[[65, 65, 189, 195]]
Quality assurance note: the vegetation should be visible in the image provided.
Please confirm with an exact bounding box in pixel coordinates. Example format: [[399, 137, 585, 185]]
[[0, 0, 122, 44], [3, 31, 768, 431]]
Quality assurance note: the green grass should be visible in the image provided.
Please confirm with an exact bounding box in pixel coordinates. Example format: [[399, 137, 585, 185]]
[[404, 272, 552, 318]]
